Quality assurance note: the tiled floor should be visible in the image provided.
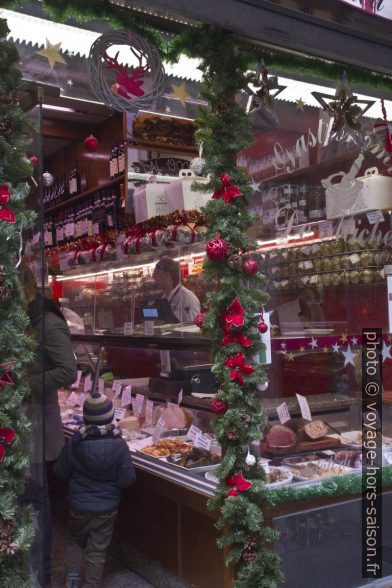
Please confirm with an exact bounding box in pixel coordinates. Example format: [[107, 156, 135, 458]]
[[52, 517, 154, 588]]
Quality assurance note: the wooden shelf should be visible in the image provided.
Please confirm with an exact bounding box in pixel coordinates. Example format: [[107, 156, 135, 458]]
[[44, 174, 125, 214], [131, 139, 197, 155]]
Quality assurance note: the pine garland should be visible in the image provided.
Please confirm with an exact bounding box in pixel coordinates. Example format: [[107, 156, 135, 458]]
[[0, 17, 36, 585], [189, 27, 283, 587]]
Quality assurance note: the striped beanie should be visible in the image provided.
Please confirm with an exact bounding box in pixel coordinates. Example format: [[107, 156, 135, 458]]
[[83, 391, 114, 425]]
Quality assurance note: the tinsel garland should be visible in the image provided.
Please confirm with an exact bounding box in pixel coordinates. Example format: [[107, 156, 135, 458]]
[[190, 27, 283, 587]]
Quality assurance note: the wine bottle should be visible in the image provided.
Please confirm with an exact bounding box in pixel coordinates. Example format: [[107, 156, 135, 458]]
[[69, 163, 81, 196], [118, 141, 125, 174]]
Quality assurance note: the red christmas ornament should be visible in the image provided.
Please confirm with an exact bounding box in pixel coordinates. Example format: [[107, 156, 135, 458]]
[[84, 134, 99, 152], [257, 320, 268, 334], [210, 399, 228, 414], [206, 233, 228, 261], [0, 185, 11, 206], [243, 258, 259, 275], [29, 155, 39, 168], [225, 472, 253, 497], [194, 312, 206, 329], [0, 428, 15, 444]]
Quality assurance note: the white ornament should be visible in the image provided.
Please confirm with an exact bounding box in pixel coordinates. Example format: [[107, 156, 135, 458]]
[[42, 171, 54, 187], [190, 157, 206, 176], [245, 450, 256, 466], [257, 381, 268, 392]]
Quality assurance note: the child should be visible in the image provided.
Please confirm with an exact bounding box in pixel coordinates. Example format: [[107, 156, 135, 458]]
[[54, 391, 136, 588]]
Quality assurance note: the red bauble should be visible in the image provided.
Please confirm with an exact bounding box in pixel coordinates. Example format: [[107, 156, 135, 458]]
[[0, 428, 15, 444], [206, 235, 228, 261], [29, 155, 39, 168], [257, 320, 268, 334], [84, 134, 99, 152], [211, 399, 228, 414], [0, 185, 11, 206], [0, 445, 4, 463], [194, 312, 206, 329], [243, 258, 259, 275]]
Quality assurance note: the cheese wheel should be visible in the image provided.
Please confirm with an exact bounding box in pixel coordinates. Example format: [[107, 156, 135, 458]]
[[119, 416, 140, 433]]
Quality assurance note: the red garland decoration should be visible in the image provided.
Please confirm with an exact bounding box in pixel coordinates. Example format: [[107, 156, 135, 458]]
[[84, 134, 99, 152], [221, 298, 245, 331], [212, 172, 242, 204], [194, 312, 206, 329], [243, 258, 259, 275], [210, 399, 228, 414], [206, 232, 228, 261], [0, 185, 15, 224], [225, 472, 253, 497], [222, 331, 252, 347], [225, 353, 255, 385]]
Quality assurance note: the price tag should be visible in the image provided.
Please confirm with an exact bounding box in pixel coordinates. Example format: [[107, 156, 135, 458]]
[[112, 380, 122, 398], [367, 210, 384, 225], [121, 385, 133, 407], [135, 394, 145, 416], [84, 373, 92, 393], [145, 400, 154, 426], [65, 223, 75, 238], [297, 261, 304, 270], [144, 321, 154, 336], [124, 322, 133, 336], [114, 407, 126, 421], [301, 276, 310, 284], [276, 402, 291, 425], [296, 393, 312, 421], [177, 388, 183, 405], [71, 370, 82, 389], [349, 254, 360, 265], [319, 221, 333, 239], [98, 378, 105, 394], [194, 433, 212, 451], [93, 222, 99, 234], [310, 275, 319, 283], [153, 417, 166, 442], [186, 425, 202, 442], [81, 219, 89, 233], [379, 268, 385, 279], [304, 260, 313, 270]]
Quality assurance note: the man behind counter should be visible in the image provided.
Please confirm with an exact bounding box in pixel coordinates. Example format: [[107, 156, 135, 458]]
[[153, 257, 200, 324]]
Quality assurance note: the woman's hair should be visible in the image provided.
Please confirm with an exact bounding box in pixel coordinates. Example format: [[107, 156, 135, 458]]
[[155, 257, 180, 287]]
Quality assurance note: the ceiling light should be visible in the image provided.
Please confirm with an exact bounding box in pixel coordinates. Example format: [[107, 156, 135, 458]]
[[42, 104, 75, 113]]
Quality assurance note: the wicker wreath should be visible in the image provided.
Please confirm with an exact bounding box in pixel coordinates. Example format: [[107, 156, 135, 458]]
[[88, 30, 165, 112]]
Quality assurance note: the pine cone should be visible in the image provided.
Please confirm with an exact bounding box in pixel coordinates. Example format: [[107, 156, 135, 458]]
[[227, 429, 239, 440], [0, 117, 13, 136], [241, 414, 251, 427], [243, 550, 257, 563], [243, 532, 259, 563], [228, 254, 243, 269]]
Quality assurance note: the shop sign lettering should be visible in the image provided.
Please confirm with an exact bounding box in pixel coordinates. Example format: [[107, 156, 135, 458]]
[[337, 0, 391, 20]]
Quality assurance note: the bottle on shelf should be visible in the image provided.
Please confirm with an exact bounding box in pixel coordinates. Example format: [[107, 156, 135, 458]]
[[117, 141, 125, 175], [69, 162, 81, 197], [297, 183, 309, 224], [308, 186, 326, 222]]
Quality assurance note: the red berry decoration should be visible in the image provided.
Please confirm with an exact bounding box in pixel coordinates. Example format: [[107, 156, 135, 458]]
[[29, 155, 39, 168], [257, 319, 268, 334], [243, 258, 259, 275], [211, 399, 228, 414], [84, 134, 99, 152], [194, 312, 206, 329], [206, 233, 228, 261], [221, 172, 231, 187]]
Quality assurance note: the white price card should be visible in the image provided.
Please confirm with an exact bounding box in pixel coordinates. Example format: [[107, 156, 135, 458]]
[[98, 378, 105, 394], [72, 370, 82, 389], [114, 407, 126, 421], [276, 402, 291, 425], [367, 210, 384, 225], [186, 425, 202, 442], [144, 321, 154, 336], [84, 373, 92, 393], [121, 386, 133, 408], [153, 417, 166, 442], [177, 388, 183, 406], [135, 394, 145, 416], [145, 400, 154, 426], [349, 254, 360, 265], [194, 433, 212, 451], [112, 380, 122, 398], [304, 260, 313, 270], [296, 393, 312, 421], [310, 275, 319, 284], [123, 322, 133, 336], [318, 221, 333, 239]]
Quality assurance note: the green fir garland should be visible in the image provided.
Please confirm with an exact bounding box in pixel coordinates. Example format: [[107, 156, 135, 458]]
[[191, 27, 283, 587], [0, 17, 36, 586]]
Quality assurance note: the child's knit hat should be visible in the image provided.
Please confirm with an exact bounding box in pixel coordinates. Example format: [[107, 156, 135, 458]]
[[83, 391, 114, 425]]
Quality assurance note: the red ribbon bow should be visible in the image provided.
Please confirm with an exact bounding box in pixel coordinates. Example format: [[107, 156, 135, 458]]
[[225, 472, 253, 497], [212, 173, 242, 204], [222, 331, 252, 347], [225, 352, 254, 385], [221, 298, 244, 331], [0, 185, 15, 224]]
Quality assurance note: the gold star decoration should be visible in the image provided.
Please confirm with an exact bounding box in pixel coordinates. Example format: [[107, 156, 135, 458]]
[[340, 332, 348, 343], [170, 83, 188, 107], [296, 98, 305, 111], [286, 352, 295, 362], [299, 346, 305, 353], [37, 39, 66, 70], [323, 346, 329, 354]]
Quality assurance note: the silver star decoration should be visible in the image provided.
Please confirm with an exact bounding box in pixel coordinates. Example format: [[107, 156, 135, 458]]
[[382, 341, 392, 363], [331, 342, 340, 353], [251, 179, 261, 192], [308, 337, 318, 349], [342, 343, 357, 367], [164, 106, 171, 113], [351, 336, 359, 346], [67, 79, 74, 86], [245, 60, 285, 127], [280, 342, 287, 350]]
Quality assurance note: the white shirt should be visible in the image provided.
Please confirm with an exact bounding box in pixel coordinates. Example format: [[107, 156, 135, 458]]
[[166, 284, 201, 324]]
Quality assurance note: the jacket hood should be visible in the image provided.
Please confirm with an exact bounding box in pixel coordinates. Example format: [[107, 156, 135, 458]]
[[28, 294, 66, 324], [73, 437, 125, 480]]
